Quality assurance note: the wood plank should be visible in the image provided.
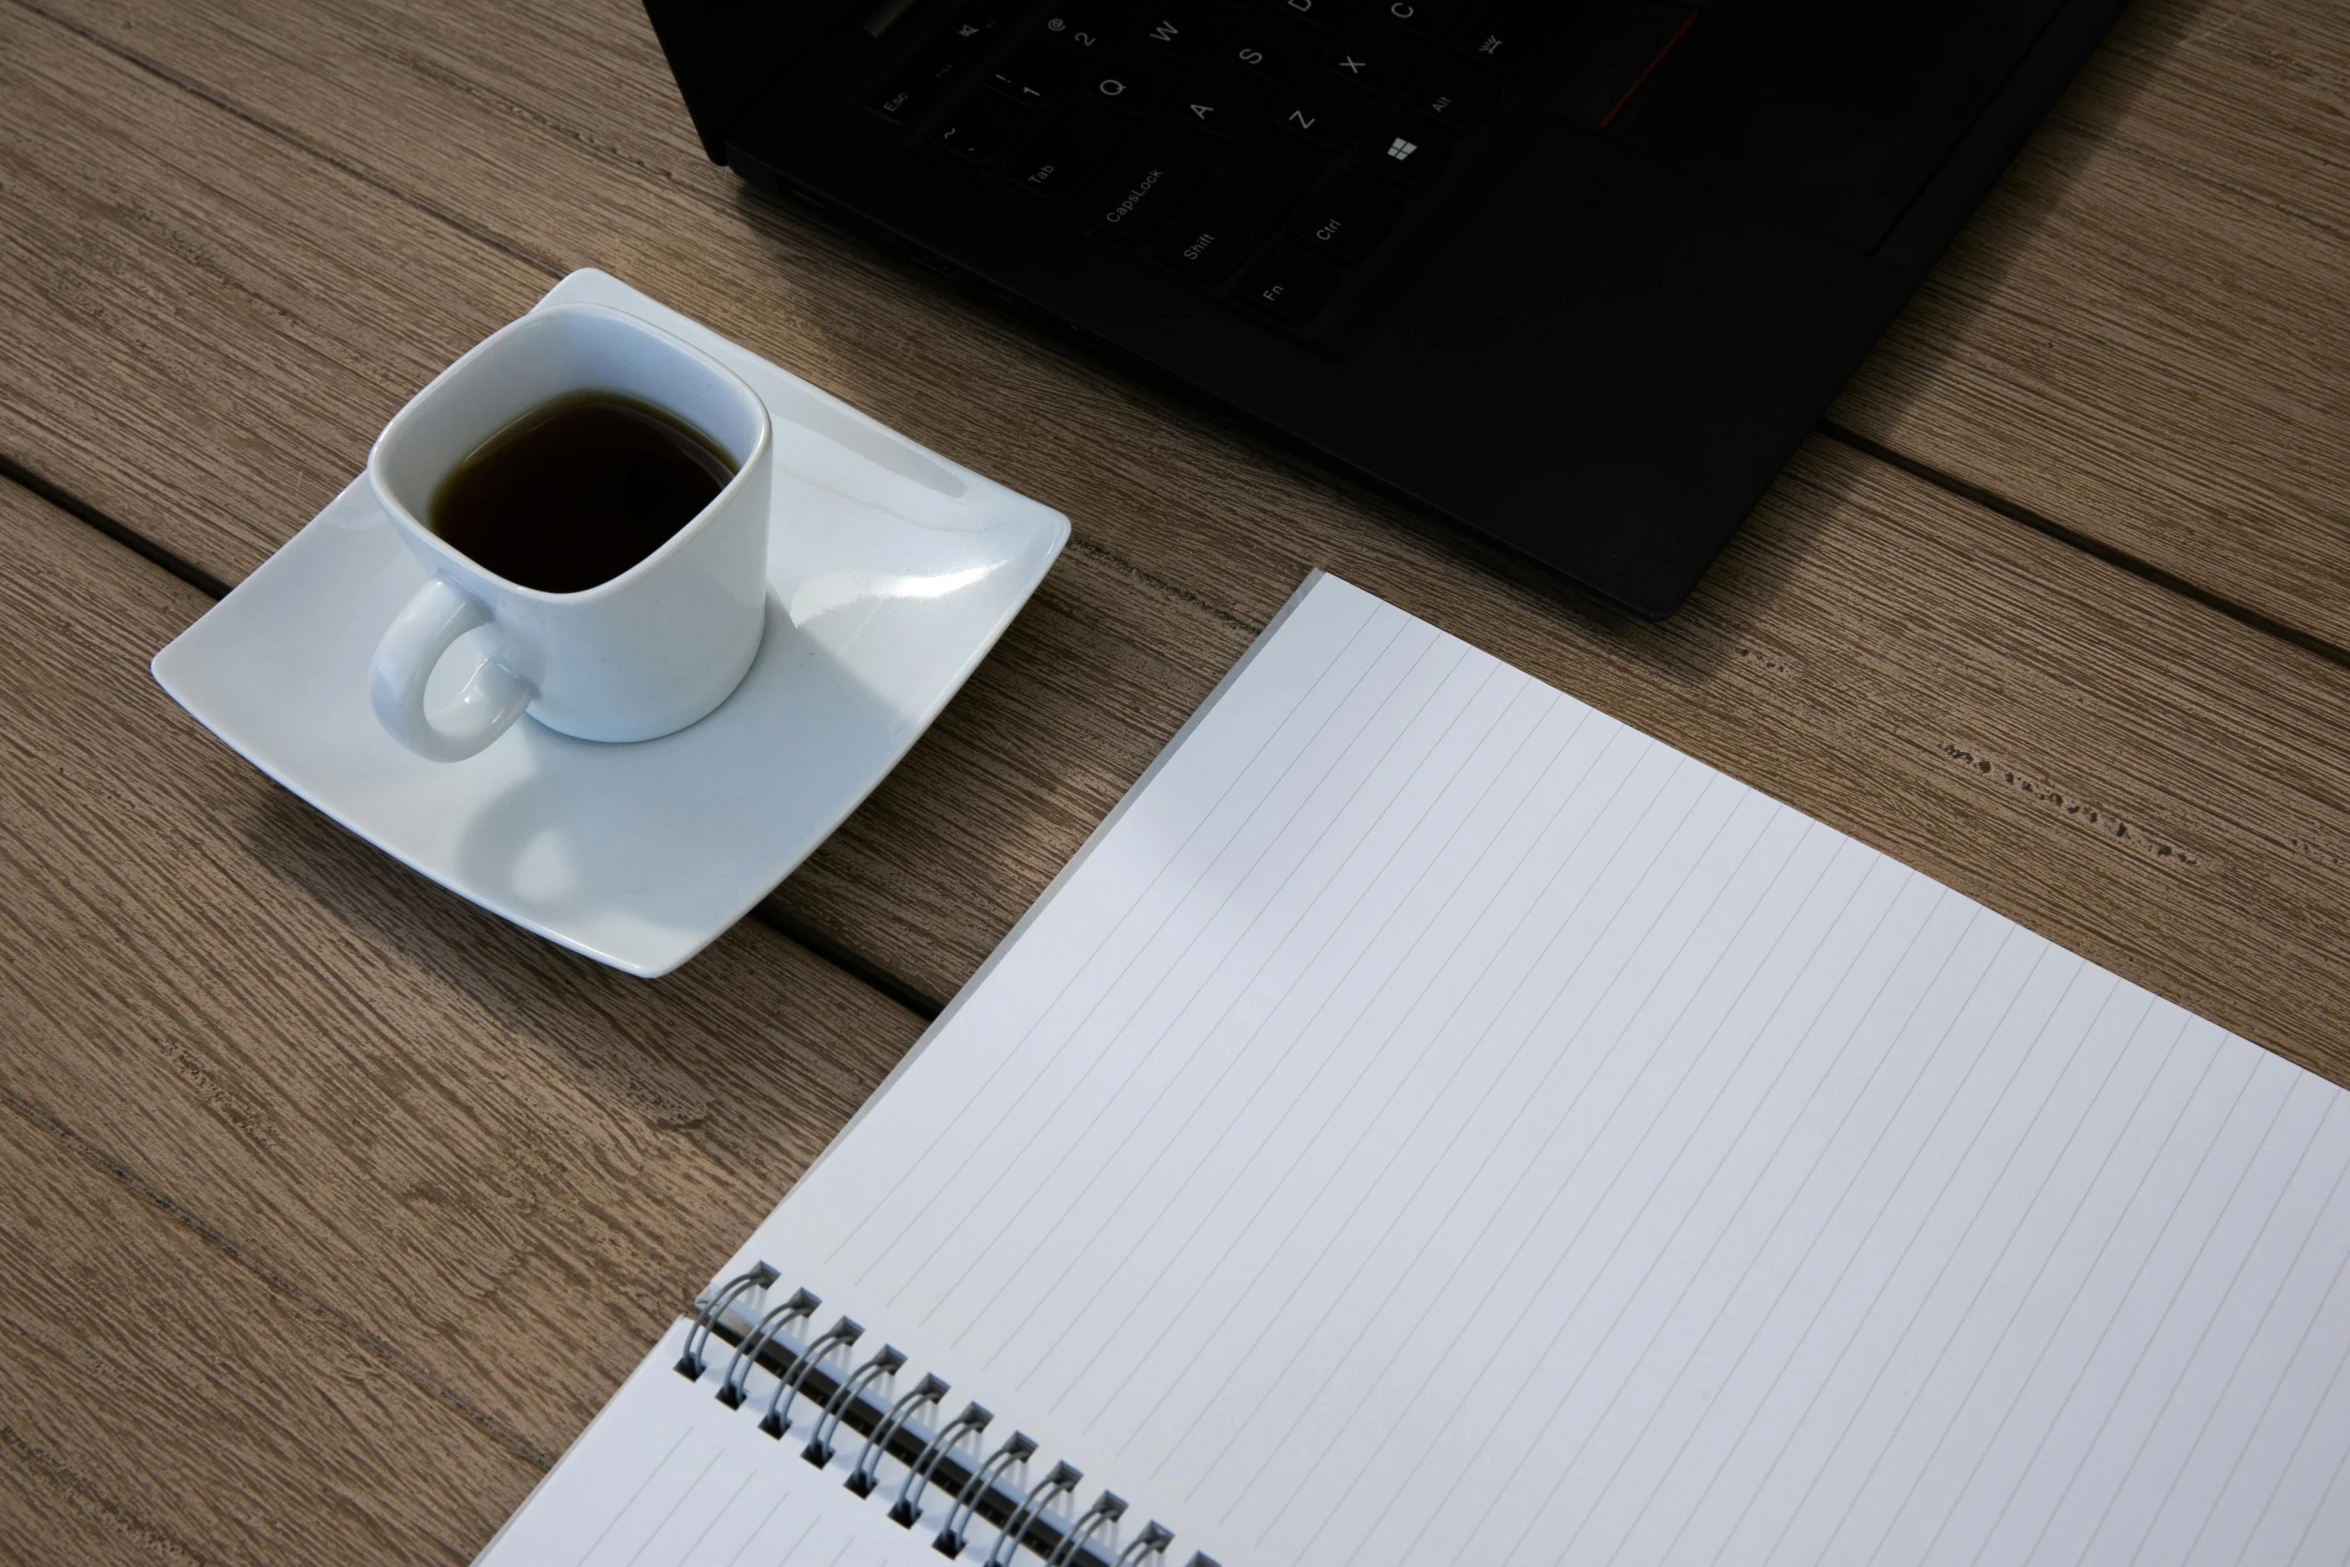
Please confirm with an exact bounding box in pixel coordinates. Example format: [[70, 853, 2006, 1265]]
[[6, 0, 2350, 1085], [0, 1428, 200, 1567], [0, 9, 2346, 1552], [33, 0, 2350, 651], [0, 0, 551, 579], [0, 0, 1225, 1005], [1833, 0, 2350, 650], [0, 471, 925, 1474], [0, 1092, 538, 1564]]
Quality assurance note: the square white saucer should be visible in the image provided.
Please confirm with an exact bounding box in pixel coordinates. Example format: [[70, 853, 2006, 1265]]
[[153, 269, 1068, 977]]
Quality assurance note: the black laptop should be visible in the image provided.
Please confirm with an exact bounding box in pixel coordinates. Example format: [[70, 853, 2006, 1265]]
[[645, 0, 2125, 617]]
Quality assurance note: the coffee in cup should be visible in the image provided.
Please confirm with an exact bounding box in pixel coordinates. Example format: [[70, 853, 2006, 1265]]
[[430, 393, 736, 595], [366, 302, 774, 762]]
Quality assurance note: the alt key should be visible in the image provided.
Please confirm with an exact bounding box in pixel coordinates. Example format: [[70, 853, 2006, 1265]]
[[1234, 242, 1342, 326]]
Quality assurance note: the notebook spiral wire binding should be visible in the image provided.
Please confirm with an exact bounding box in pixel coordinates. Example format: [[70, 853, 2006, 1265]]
[[848, 1373, 947, 1497], [675, 1263, 775, 1378], [764, 1315, 862, 1438], [984, 1461, 1082, 1567], [806, 1345, 907, 1465], [934, 1431, 1038, 1556], [717, 1288, 818, 1409], [1110, 1524, 1178, 1567], [894, 1401, 992, 1526], [1044, 1493, 1125, 1567], [684, 1268, 1215, 1567]]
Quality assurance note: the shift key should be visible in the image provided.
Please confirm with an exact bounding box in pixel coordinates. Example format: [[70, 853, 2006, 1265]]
[[1084, 136, 1212, 243], [1156, 153, 1315, 282]]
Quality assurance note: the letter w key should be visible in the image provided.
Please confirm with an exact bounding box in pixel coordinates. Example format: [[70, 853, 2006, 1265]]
[[1137, 5, 1220, 62]]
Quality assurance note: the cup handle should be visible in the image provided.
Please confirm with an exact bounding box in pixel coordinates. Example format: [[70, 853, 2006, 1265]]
[[370, 576, 536, 762]]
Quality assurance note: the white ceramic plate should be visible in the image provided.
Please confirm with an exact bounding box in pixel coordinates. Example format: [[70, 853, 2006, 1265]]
[[153, 269, 1068, 977]]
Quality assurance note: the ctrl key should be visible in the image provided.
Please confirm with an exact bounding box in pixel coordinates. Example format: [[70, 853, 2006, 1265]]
[[1234, 242, 1341, 326]]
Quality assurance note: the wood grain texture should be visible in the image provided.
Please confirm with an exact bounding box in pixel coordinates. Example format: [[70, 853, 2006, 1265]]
[[0, 1093, 537, 1565], [0, 1425, 203, 1567], [0, 472, 926, 1481], [1833, 0, 2350, 649], [0, 1, 551, 582], [30, 0, 2348, 654], [0, 5, 2346, 1563], [3, 0, 2347, 1064]]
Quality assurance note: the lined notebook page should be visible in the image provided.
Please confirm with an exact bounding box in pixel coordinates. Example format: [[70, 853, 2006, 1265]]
[[477, 1321, 937, 1567], [689, 572, 2350, 1566]]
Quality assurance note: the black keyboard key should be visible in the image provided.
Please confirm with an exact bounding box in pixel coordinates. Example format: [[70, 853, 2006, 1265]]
[[1273, 0, 1360, 30], [1170, 69, 1272, 140], [1002, 113, 1122, 200], [1404, 62, 1499, 130], [1084, 135, 1214, 241], [868, 45, 969, 124], [1220, 144, 1321, 226], [1155, 196, 1270, 283], [1273, 80, 1371, 149], [1325, 28, 1430, 94], [1358, 115, 1448, 186], [1369, 0, 1469, 39], [989, 40, 1071, 107], [930, 93, 1031, 164], [1156, 143, 1317, 278], [869, 80, 925, 125], [1287, 171, 1404, 262], [1456, 0, 1566, 76], [942, 4, 1013, 48], [1085, 48, 1183, 115], [1157, 209, 1256, 283], [1036, 1, 1132, 55], [1235, 242, 1343, 323], [1223, 17, 1318, 83], [1134, 2, 1228, 62]]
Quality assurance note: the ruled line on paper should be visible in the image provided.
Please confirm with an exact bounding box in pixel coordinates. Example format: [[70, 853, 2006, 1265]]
[[476, 1321, 938, 1567], [824, 589, 1396, 1276], [903, 626, 1461, 1323], [715, 574, 2350, 1567]]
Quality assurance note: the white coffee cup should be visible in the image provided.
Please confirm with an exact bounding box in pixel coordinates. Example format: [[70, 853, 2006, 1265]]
[[366, 303, 773, 761]]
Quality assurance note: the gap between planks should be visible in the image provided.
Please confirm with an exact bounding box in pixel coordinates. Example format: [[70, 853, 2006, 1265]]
[[9, 0, 567, 281], [10, 0, 2340, 1015], [14, 0, 2334, 686], [1818, 423, 2350, 677], [0, 452, 954, 1017], [14, 0, 2328, 688]]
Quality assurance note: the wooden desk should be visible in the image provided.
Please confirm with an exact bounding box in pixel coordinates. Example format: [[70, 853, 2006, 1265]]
[[1, 1, 2343, 1558]]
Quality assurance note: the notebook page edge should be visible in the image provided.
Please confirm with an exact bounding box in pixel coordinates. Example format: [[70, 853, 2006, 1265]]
[[476, 572, 1344, 1566], [704, 588, 2350, 1564], [473, 1320, 937, 1566], [766, 569, 1345, 1207]]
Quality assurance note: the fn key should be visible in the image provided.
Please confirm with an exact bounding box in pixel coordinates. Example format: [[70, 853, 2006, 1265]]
[[1235, 242, 1341, 326]]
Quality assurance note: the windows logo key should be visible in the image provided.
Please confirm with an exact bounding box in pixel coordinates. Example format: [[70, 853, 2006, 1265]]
[[1385, 135, 1419, 164]]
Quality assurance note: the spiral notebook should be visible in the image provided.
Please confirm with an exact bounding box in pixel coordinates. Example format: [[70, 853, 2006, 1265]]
[[477, 572, 2350, 1567]]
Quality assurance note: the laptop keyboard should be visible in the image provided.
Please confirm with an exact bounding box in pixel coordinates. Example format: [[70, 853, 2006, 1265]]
[[861, 0, 1582, 332]]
